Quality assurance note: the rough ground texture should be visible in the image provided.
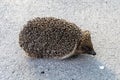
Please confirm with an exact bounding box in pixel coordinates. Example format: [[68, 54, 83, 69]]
[[0, 0, 120, 80]]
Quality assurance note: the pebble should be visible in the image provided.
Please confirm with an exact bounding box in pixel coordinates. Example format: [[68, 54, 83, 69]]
[[41, 71, 45, 74], [99, 66, 105, 70]]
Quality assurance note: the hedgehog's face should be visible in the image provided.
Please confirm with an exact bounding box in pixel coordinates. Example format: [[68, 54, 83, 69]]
[[80, 30, 96, 55]]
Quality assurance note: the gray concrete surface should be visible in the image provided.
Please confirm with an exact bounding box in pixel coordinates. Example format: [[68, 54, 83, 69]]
[[0, 0, 120, 80]]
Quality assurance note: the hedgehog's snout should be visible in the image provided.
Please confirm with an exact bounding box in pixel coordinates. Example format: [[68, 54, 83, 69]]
[[88, 50, 96, 56]]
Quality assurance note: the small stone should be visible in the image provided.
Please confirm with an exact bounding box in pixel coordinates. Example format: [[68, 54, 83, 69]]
[[41, 71, 45, 74], [99, 66, 105, 70]]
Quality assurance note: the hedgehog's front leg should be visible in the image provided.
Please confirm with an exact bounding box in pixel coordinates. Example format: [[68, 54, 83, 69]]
[[61, 43, 77, 60]]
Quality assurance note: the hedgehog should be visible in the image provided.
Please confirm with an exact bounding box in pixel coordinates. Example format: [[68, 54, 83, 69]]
[[19, 17, 96, 59]]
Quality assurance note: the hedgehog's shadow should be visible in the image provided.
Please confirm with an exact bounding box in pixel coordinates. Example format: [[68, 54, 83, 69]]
[[25, 55, 116, 80]]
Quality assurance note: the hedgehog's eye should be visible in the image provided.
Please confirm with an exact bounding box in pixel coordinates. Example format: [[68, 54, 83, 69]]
[[81, 46, 91, 51]]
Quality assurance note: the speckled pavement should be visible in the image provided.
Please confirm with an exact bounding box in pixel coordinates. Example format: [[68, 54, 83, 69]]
[[0, 0, 120, 80]]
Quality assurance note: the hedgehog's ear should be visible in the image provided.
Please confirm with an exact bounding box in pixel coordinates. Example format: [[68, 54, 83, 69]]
[[82, 30, 91, 39]]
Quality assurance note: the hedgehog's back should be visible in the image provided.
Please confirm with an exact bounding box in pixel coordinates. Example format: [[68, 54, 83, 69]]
[[19, 17, 82, 58]]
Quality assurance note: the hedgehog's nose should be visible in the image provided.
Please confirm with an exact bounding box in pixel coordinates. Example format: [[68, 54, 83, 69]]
[[89, 50, 96, 56]]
